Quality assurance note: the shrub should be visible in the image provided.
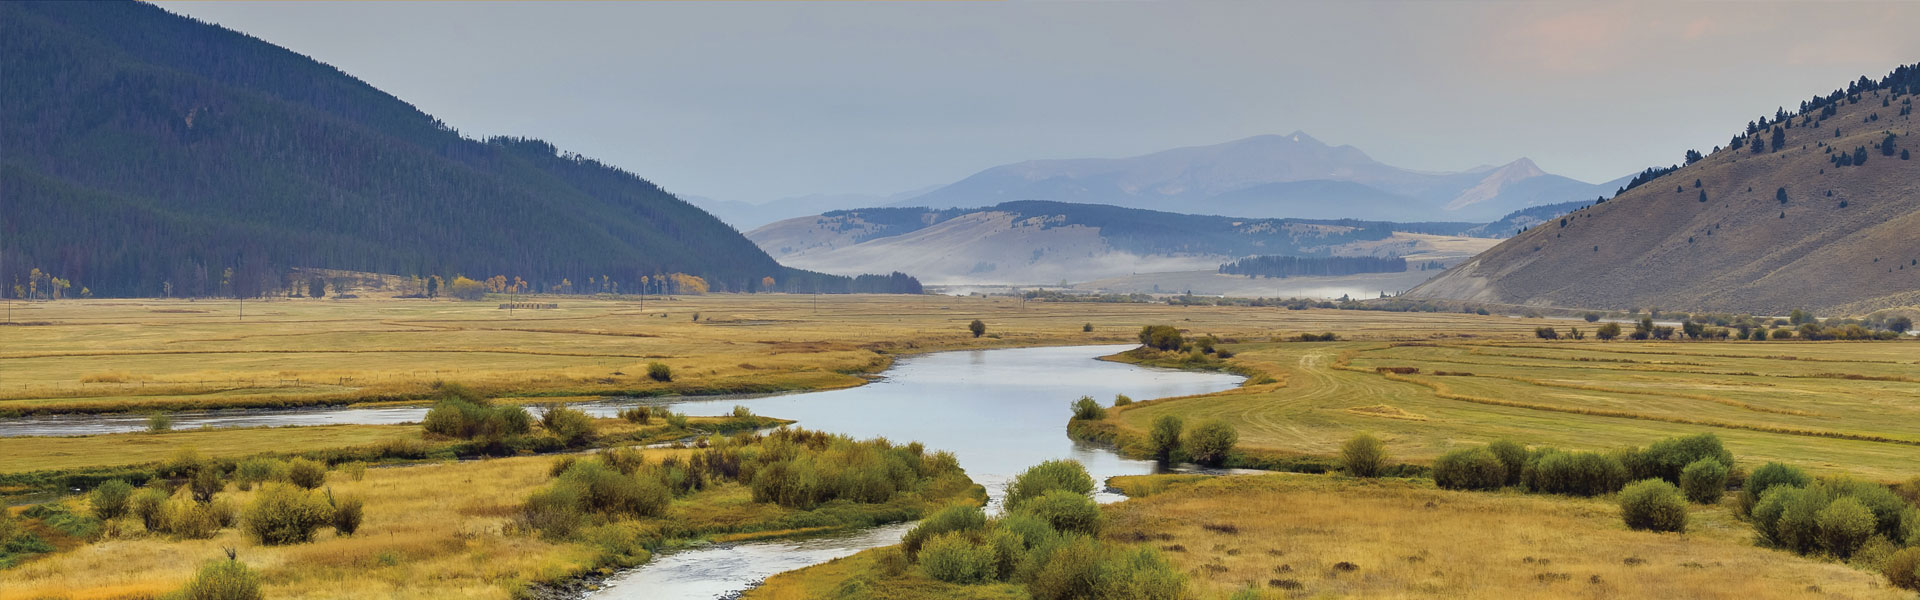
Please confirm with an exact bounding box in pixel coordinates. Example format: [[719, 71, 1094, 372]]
[[920, 531, 995, 584], [1112, 394, 1132, 407], [131, 487, 171, 532], [1522, 450, 1626, 497], [1816, 497, 1876, 558], [1019, 489, 1103, 536], [1138, 325, 1183, 351], [1339, 433, 1388, 477], [560, 460, 669, 518], [1769, 486, 1829, 554], [147, 412, 173, 433], [1146, 415, 1182, 462], [1678, 458, 1728, 504], [1885, 547, 1920, 591], [1595, 322, 1621, 340], [243, 484, 333, 545], [285, 458, 327, 490], [189, 467, 224, 504], [1635, 434, 1734, 483], [903, 504, 987, 557], [340, 462, 368, 482], [663, 411, 690, 429], [1027, 534, 1105, 600], [1619, 479, 1688, 532], [1006, 460, 1095, 509], [541, 405, 597, 447], [1487, 439, 1528, 486], [731, 405, 755, 418], [618, 406, 652, 424], [1082, 323, 1093, 333], [178, 558, 263, 600], [1107, 546, 1185, 600], [167, 501, 222, 539], [328, 492, 365, 536], [969, 319, 987, 338], [602, 446, 646, 475], [234, 458, 286, 490], [1741, 462, 1810, 516], [1070, 396, 1106, 421], [1182, 419, 1238, 467], [90, 480, 133, 520], [1432, 447, 1506, 491], [421, 391, 532, 441], [647, 362, 673, 382]]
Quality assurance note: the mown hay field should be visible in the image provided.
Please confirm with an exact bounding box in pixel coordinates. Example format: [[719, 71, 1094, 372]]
[[1110, 338, 1920, 480]]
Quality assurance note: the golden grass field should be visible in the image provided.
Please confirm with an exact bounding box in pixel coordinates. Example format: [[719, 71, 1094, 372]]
[[1107, 338, 1920, 480]]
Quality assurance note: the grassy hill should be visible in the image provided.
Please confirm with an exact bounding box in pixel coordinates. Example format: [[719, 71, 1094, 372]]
[[1409, 63, 1920, 315], [0, 1, 914, 297]]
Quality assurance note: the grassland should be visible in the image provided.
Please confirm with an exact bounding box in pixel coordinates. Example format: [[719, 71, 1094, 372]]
[[1099, 338, 1920, 480], [0, 443, 981, 600], [0, 294, 1561, 417]]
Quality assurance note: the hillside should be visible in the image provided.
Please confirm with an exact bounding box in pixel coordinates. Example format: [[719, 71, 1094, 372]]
[[0, 1, 912, 297], [749, 200, 1491, 285], [1408, 64, 1920, 315], [894, 132, 1622, 221], [1459, 200, 1594, 238]]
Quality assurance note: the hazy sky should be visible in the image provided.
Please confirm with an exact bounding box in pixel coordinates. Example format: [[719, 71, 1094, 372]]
[[165, 1, 1920, 203]]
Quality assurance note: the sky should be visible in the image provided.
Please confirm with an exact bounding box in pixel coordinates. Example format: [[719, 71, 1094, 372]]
[[164, 1, 1920, 204]]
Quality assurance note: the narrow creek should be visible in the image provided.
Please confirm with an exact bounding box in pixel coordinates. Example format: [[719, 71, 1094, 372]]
[[0, 344, 1243, 598]]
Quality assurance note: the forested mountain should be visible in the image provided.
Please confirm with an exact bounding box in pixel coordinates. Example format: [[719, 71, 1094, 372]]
[[748, 200, 1487, 284], [0, 1, 916, 298], [1409, 64, 1920, 314], [1459, 200, 1594, 238], [892, 133, 1624, 222]]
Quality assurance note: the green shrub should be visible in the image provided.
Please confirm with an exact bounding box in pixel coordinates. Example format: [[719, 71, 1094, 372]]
[[903, 504, 987, 557], [664, 411, 690, 429], [1741, 462, 1810, 516], [1817, 478, 1910, 540], [286, 458, 327, 490], [602, 447, 646, 475], [647, 362, 673, 381], [994, 512, 1059, 551], [328, 492, 365, 536], [190, 467, 225, 504], [1183, 420, 1238, 467], [1006, 460, 1094, 509], [1027, 534, 1105, 600], [1020, 489, 1103, 536], [166, 501, 222, 539], [1432, 447, 1506, 491], [340, 462, 368, 482], [1619, 479, 1688, 532], [147, 412, 173, 433], [731, 405, 754, 418], [243, 483, 333, 545], [1816, 497, 1876, 558], [234, 458, 287, 490], [1634, 434, 1735, 483], [1339, 433, 1388, 478], [969, 319, 987, 338], [984, 527, 1025, 580], [421, 391, 532, 441], [1138, 325, 1183, 351], [1487, 439, 1528, 486], [920, 531, 996, 584], [1112, 394, 1132, 407], [90, 480, 133, 520], [541, 405, 597, 447], [1106, 546, 1185, 600], [179, 558, 263, 600], [618, 406, 652, 424], [523, 483, 586, 539], [1070, 396, 1106, 421], [1771, 486, 1829, 554], [131, 487, 171, 532], [1678, 458, 1728, 504], [1885, 547, 1920, 591], [559, 460, 668, 517], [1522, 450, 1626, 497], [1147, 415, 1182, 462]]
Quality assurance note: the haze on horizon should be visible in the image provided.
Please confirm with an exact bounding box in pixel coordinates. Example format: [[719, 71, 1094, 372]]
[[164, 0, 1920, 205]]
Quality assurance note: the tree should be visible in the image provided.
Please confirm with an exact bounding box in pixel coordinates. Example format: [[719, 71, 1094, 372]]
[[1684, 150, 1704, 165], [1596, 322, 1621, 340], [1339, 433, 1388, 477], [1889, 316, 1912, 333], [1881, 133, 1899, 156], [761, 276, 776, 292], [308, 277, 325, 298], [1697, 190, 1707, 203], [1771, 126, 1786, 152], [426, 276, 440, 298], [968, 319, 986, 338], [1137, 325, 1183, 351], [1534, 327, 1558, 340], [1148, 415, 1183, 462], [1584, 312, 1601, 323], [1183, 420, 1238, 467]]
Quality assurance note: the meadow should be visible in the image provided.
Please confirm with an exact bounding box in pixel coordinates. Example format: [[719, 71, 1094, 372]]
[[1100, 338, 1920, 481]]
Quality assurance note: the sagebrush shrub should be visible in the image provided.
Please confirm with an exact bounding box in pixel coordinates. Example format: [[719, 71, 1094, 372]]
[[1432, 447, 1505, 491], [179, 558, 262, 600], [243, 483, 333, 545], [1006, 460, 1094, 509], [1619, 479, 1688, 532], [1678, 458, 1728, 504], [920, 531, 995, 584], [1339, 434, 1388, 478], [1183, 420, 1238, 467], [90, 480, 133, 520]]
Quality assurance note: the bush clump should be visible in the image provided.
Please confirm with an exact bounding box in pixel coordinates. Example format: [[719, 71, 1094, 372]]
[[618, 406, 652, 424], [1182, 419, 1238, 467], [1005, 460, 1094, 510], [1111, 394, 1132, 407], [1626, 433, 1734, 483], [131, 487, 171, 532], [243, 483, 334, 545], [647, 362, 673, 382], [1070, 396, 1106, 421], [1740, 462, 1810, 516], [90, 480, 134, 520], [285, 458, 327, 490], [903, 504, 987, 557], [1815, 497, 1876, 558], [421, 384, 532, 441], [1020, 489, 1103, 536], [1486, 439, 1528, 486], [1146, 415, 1182, 462], [234, 458, 287, 491], [1619, 479, 1688, 532], [541, 405, 598, 447], [1137, 325, 1183, 351], [1885, 547, 1920, 591], [1339, 433, 1388, 478], [920, 530, 996, 584], [1522, 449, 1626, 497], [1678, 458, 1728, 504], [328, 492, 365, 537], [1432, 446, 1506, 491], [178, 557, 263, 600]]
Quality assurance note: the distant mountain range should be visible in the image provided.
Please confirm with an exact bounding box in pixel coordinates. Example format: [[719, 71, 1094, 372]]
[[0, 1, 916, 297], [885, 132, 1631, 222], [749, 200, 1491, 285], [1410, 63, 1920, 314]]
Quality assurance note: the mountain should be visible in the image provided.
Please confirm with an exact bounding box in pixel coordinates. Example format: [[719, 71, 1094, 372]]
[[1408, 64, 1920, 315], [1459, 200, 1595, 239], [892, 132, 1617, 221], [686, 187, 938, 230], [0, 1, 916, 297], [749, 200, 1489, 285]]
